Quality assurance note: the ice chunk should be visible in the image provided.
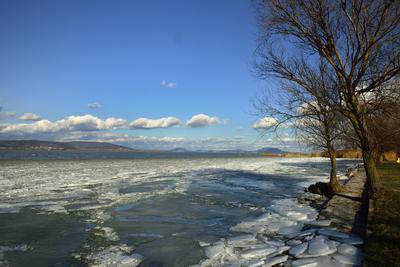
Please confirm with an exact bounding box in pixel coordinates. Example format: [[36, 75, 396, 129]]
[[305, 220, 331, 227], [287, 239, 302, 246], [204, 241, 225, 259], [278, 223, 304, 236], [307, 237, 337, 256], [337, 243, 360, 255], [227, 235, 257, 247], [240, 247, 277, 259], [289, 242, 308, 257], [199, 241, 210, 247], [230, 221, 265, 234], [85, 245, 143, 267], [275, 245, 291, 254], [262, 239, 286, 247], [269, 199, 318, 222], [318, 229, 349, 239], [333, 253, 363, 265], [292, 256, 346, 267], [246, 259, 265, 267], [336, 235, 364, 245], [287, 229, 316, 239], [94, 226, 119, 241], [264, 255, 288, 266], [291, 258, 319, 267]]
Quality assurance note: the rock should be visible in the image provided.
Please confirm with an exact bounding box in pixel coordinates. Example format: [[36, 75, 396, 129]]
[[301, 192, 322, 201], [307, 182, 333, 197], [264, 255, 288, 266], [289, 242, 308, 257]]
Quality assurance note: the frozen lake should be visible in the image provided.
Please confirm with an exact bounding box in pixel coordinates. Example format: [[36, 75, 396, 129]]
[[0, 157, 359, 266]]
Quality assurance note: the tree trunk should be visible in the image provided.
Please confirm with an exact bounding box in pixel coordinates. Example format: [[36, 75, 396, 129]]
[[361, 145, 380, 198], [346, 100, 380, 198], [327, 143, 344, 193]]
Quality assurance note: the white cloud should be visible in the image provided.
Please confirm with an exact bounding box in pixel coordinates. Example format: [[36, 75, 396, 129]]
[[252, 117, 278, 129], [160, 80, 177, 89], [186, 114, 220, 128], [19, 112, 42, 121], [87, 102, 103, 109], [129, 117, 181, 129], [0, 114, 184, 135]]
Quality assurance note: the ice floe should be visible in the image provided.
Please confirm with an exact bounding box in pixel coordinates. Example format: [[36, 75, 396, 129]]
[[289, 242, 308, 257], [196, 187, 364, 267], [79, 244, 143, 267], [0, 157, 362, 266], [0, 245, 32, 266]]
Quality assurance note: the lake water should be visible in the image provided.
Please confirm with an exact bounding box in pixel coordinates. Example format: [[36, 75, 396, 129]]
[[0, 157, 359, 266]]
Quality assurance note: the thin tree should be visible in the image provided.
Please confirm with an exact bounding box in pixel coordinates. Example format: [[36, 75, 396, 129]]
[[255, 60, 346, 193], [256, 0, 400, 197]]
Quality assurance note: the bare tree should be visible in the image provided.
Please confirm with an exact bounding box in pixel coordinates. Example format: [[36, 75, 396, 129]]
[[255, 60, 346, 193], [256, 0, 400, 197], [368, 81, 400, 157]]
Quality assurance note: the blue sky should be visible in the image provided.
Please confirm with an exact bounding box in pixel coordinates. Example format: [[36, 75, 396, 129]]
[[0, 0, 297, 150]]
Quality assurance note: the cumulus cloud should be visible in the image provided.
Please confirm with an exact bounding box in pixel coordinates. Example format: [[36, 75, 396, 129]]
[[129, 117, 181, 129], [160, 80, 177, 89], [186, 114, 220, 128], [0, 114, 183, 135], [19, 112, 42, 121], [87, 102, 103, 109], [252, 117, 278, 129]]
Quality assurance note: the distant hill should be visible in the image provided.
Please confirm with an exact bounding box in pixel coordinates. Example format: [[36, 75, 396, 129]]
[[0, 140, 134, 152], [0, 140, 292, 155], [256, 147, 287, 154], [169, 147, 190, 153], [171, 147, 287, 155]]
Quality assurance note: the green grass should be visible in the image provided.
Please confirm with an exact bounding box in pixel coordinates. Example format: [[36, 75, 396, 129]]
[[365, 163, 400, 267]]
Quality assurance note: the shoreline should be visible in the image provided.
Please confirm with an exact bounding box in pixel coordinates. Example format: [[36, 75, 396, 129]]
[[193, 164, 365, 267]]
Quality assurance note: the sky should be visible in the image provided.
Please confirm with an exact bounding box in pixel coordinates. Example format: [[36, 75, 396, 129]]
[[0, 0, 297, 151]]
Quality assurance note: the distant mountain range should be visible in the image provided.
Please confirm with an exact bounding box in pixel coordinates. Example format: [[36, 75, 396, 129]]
[[0, 140, 134, 152], [0, 140, 287, 154], [168, 147, 287, 154]]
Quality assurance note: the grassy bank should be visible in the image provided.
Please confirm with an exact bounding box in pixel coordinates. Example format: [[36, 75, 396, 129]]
[[365, 163, 400, 267]]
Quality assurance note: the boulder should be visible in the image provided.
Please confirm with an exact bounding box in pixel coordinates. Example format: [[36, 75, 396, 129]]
[[307, 182, 333, 197]]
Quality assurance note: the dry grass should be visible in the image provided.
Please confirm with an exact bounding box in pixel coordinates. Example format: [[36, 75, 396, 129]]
[[365, 163, 400, 267]]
